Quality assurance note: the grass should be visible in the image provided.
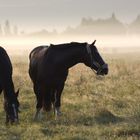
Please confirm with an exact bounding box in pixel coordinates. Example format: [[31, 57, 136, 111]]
[[0, 50, 140, 140]]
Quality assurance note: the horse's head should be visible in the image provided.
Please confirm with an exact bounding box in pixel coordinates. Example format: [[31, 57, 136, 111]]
[[4, 89, 20, 124], [86, 40, 108, 75]]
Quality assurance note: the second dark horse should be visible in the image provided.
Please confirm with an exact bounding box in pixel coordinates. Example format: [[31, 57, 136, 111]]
[[0, 47, 20, 124], [29, 41, 108, 119]]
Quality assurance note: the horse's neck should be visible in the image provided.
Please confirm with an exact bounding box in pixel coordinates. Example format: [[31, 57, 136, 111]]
[[3, 78, 16, 102], [63, 45, 86, 69]]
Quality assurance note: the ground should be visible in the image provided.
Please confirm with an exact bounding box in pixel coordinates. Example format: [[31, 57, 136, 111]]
[[0, 48, 140, 140]]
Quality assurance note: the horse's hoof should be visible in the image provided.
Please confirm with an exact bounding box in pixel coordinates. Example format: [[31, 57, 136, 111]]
[[55, 111, 62, 120], [57, 111, 62, 116]]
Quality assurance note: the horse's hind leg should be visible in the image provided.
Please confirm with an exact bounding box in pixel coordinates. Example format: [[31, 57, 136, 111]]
[[54, 83, 64, 117], [33, 84, 43, 120], [0, 89, 2, 94], [0, 85, 2, 94], [50, 89, 56, 115]]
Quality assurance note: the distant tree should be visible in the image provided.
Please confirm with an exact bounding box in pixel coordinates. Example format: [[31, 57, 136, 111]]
[[4, 20, 11, 36], [111, 13, 116, 20], [81, 17, 93, 26], [81, 17, 87, 26]]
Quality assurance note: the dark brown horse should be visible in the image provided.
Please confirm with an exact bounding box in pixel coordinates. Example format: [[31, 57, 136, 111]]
[[0, 47, 19, 124], [29, 41, 108, 119]]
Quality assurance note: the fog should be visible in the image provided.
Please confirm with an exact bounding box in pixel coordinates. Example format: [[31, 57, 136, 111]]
[[1, 34, 140, 56], [0, 0, 140, 55]]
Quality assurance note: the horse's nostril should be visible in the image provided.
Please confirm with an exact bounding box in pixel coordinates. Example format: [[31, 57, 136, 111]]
[[105, 68, 108, 74]]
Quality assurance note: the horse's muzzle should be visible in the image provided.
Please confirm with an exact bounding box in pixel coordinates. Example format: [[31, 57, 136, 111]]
[[97, 63, 108, 75]]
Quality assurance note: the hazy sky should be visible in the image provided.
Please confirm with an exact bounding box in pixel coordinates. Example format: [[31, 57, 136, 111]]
[[0, 0, 140, 32]]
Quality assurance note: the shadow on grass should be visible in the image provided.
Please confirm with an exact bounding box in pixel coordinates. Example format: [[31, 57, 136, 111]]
[[41, 127, 58, 137], [115, 110, 140, 138], [62, 136, 88, 140], [38, 107, 124, 127], [41, 126, 89, 140], [117, 129, 140, 137], [94, 108, 124, 125]]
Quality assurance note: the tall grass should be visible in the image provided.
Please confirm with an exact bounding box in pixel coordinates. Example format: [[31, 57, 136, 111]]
[[0, 51, 140, 140]]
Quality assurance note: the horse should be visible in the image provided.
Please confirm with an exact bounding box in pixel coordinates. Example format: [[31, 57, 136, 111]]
[[0, 47, 20, 124], [29, 40, 108, 119]]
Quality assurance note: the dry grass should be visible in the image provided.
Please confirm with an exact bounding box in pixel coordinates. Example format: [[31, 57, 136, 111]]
[[0, 49, 140, 140]]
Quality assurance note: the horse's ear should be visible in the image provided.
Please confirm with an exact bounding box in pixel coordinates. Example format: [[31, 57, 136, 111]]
[[16, 89, 19, 97], [91, 40, 96, 46]]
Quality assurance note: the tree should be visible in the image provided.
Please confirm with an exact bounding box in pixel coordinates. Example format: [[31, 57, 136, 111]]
[[4, 20, 11, 36]]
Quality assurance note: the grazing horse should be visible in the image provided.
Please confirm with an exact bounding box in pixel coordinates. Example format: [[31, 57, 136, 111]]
[[29, 41, 108, 119], [0, 47, 19, 124]]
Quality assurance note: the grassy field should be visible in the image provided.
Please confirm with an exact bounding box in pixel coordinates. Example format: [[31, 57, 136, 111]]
[[0, 49, 140, 140]]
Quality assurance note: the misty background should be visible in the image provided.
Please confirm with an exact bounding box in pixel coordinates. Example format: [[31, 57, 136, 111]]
[[0, 0, 140, 53]]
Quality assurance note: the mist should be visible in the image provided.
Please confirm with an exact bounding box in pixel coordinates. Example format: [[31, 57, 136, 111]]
[[0, 0, 140, 55]]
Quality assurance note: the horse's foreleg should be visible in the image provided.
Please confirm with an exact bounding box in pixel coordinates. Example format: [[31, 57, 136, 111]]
[[34, 108, 42, 121], [52, 91, 62, 117], [55, 107, 62, 117], [50, 90, 56, 115]]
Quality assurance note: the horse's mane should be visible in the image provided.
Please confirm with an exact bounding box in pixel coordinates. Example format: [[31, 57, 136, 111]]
[[50, 42, 87, 50]]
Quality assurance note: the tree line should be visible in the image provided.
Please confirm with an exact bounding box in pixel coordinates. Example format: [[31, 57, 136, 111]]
[[0, 20, 19, 36], [1, 14, 140, 37]]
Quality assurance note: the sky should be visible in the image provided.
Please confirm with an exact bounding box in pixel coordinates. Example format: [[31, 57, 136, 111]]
[[0, 0, 140, 32]]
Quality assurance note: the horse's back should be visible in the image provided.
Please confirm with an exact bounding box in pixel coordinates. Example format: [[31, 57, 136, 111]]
[[29, 46, 49, 60], [0, 46, 12, 73], [29, 45, 68, 85], [0, 47, 12, 87]]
